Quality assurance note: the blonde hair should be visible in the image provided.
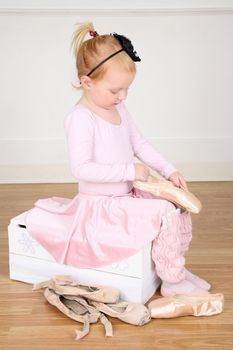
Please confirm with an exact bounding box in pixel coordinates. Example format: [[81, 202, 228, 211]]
[[71, 22, 136, 85]]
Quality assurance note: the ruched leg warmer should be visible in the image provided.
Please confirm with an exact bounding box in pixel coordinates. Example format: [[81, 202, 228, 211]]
[[152, 209, 210, 296], [152, 209, 185, 284]]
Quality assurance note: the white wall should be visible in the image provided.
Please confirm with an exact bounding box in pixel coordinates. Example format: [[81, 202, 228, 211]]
[[0, 0, 233, 183]]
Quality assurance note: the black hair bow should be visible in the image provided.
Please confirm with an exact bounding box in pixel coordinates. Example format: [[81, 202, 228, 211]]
[[112, 33, 141, 62]]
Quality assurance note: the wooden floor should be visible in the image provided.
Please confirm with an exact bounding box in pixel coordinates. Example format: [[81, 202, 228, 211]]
[[0, 182, 233, 349]]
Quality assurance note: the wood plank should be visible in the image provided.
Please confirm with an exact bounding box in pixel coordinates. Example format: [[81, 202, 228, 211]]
[[0, 182, 233, 349]]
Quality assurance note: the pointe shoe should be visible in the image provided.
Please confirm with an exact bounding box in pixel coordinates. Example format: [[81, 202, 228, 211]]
[[160, 280, 210, 297], [43, 288, 112, 340], [148, 293, 224, 318], [90, 300, 151, 326], [44, 288, 99, 323], [33, 275, 120, 303], [185, 269, 211, 291], [133, 175, 202, 214]]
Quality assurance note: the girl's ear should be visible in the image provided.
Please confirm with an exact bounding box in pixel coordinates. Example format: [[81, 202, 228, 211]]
[[80, 76, 93, 89]]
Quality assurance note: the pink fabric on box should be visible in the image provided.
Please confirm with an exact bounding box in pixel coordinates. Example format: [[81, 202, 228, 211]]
[[26, 190, 174, 268], [26, 103, 178, 268]]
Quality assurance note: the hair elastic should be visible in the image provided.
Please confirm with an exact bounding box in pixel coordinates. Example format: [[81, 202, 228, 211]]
[[89, 31, 98, 37]]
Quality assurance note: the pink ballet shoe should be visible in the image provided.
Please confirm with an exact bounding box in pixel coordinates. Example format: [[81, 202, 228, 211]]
[[160, 280, 210, 297], [33, 275, 120, 303], [148, 293, 224, 318], [185, 269, 211, 291], [89, 300, 151, 326], [44, 287, 99, 323], [133, 175, 202, 214]]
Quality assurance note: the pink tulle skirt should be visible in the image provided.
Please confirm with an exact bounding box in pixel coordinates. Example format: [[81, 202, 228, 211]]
[[26, 189, 174, 268]]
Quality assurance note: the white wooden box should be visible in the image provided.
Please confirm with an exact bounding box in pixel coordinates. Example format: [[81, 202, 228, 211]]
[[8, 212, 161, 303]]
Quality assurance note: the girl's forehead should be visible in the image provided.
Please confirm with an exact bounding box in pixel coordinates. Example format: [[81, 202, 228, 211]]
[[102, 65, 135, 86]]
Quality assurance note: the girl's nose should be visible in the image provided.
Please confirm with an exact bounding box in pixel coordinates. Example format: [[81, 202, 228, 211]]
[[118, 90, 128, 101]]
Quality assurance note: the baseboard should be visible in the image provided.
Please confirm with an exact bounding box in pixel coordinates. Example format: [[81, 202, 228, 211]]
[[0, 162, 232, 183]]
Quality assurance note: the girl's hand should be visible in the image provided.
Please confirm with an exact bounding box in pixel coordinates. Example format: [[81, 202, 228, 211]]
[[134, 163, 150, 181], [168, 171, 188, 191]]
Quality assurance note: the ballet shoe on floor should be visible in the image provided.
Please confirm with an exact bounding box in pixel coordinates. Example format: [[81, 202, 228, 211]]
[[148, 293, 224, 318], [43, 288, 112, 340], [133, 175, 202, 214], [33, 275, 120, 303], [89, 300, 151, 326], [185, 269, 211, 291], [160, 280, 210, 297], [44, 287, 99, 323]]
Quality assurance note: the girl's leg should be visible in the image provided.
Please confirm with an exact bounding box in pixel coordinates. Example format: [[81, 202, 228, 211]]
[[152, 207, 209, 297], [180, 211, 211, 291]]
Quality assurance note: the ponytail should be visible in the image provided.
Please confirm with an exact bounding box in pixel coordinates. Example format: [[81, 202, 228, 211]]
[[71, 21, 95, 58]]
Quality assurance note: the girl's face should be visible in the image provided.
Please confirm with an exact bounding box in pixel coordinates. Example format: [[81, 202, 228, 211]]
[[83, 62, 135, 110]]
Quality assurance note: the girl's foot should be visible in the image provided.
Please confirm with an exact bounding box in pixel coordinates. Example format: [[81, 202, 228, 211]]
[[185, 269, 211, 291], [160, 280, 209, 297]]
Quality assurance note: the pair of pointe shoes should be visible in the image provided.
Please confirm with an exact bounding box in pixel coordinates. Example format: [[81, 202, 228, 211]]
[[133, 175, 202, 214], [148, 293, 224, 318], [33, 275, 151, 340]]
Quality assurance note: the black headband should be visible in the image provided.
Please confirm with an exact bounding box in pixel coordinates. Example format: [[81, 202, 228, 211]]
[[86, 33, 141, 77]]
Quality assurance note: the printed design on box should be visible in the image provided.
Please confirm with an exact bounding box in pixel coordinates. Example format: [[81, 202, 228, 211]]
[[18, 232, 40, 255], [110, 260, 130, 272]]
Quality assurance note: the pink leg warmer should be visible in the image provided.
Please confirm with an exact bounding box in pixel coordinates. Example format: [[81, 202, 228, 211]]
[[152, 208, 210, 296], [179, 211, 211, 291], [152, 209, 185, 284]]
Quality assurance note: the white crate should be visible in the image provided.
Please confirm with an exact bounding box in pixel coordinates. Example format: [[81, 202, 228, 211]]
[[8, 211, 161, 303]]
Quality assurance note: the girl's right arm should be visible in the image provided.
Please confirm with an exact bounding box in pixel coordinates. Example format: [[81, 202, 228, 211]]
[[65, 110, 136, 183]]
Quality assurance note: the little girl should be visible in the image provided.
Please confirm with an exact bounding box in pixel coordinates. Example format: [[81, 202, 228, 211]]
[[26, 22, 211, 297]]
